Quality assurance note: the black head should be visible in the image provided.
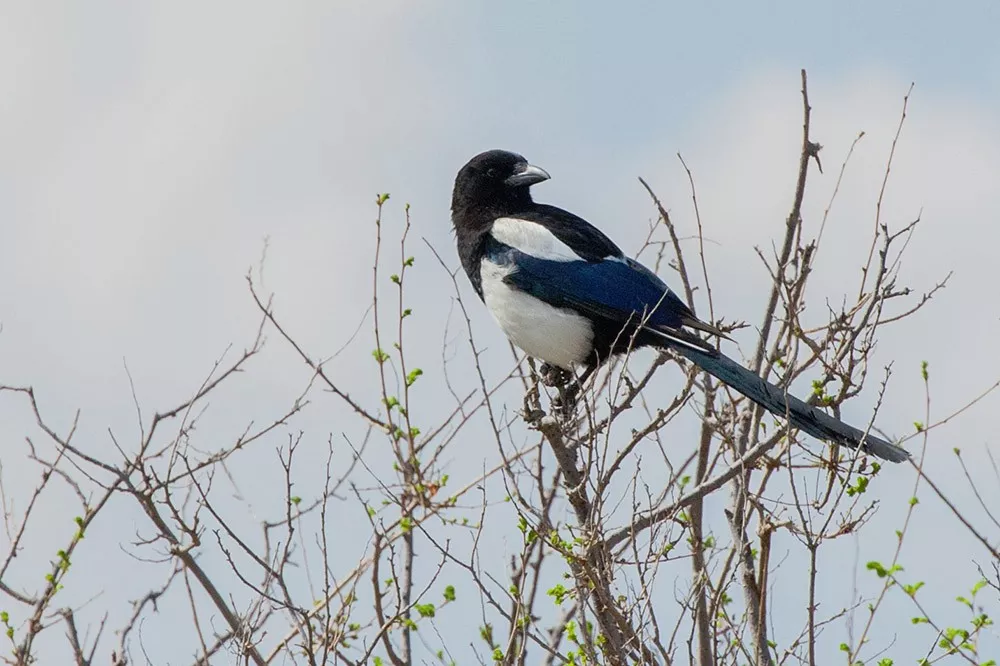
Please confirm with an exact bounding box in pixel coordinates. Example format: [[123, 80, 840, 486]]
[[451, 150, 550, 220]]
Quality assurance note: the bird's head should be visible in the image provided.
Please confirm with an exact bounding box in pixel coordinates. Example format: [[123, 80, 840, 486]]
[[451, 150, 550, 218]]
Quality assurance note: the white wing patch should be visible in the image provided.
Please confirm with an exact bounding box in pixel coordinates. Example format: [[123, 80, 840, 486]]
[[490, 218, 583, 262]]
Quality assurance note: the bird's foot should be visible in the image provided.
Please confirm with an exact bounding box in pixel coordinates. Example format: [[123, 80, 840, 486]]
[[539, 363, 573, 388], [551, 379, 585, 419]]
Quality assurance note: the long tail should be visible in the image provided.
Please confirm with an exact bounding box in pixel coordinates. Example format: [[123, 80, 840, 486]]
[[674, 347, 909, 462]]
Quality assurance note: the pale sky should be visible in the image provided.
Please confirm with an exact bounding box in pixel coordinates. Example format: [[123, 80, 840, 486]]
[[1, 2, 998, 663]]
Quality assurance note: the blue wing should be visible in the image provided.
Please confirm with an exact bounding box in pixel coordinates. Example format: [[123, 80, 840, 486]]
[[489, 242, 712, 352]]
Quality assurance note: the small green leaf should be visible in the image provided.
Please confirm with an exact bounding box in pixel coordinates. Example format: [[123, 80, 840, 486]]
[[547, 584, 569, 605], [866, 561, 888, 578], [847, 476, 870, 497], [415, 603, 435, 618], [406, 368, 423, 387], [972, 613, 993, 628], [443, 585, 456, 602]]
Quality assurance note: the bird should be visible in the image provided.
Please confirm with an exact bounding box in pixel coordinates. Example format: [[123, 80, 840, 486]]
[[450, 149, 909, 463]]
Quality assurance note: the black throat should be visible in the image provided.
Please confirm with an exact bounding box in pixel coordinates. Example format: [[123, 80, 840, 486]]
[[451, 186, 535, 299]]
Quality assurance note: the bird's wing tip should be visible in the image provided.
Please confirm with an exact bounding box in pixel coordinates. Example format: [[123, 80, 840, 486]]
[[866, 440, 910, 463], [681, 315, 732, 341]]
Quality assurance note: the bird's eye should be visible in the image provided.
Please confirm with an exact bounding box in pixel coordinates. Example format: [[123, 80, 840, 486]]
[[486, 168, 498, 178]]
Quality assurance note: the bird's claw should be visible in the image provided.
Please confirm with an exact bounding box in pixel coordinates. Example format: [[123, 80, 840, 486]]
[[552, 381, 583, 418], [539, 363, 573, 388]]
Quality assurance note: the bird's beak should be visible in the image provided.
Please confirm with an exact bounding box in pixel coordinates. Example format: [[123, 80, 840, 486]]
[[505, 163, 550, 187]]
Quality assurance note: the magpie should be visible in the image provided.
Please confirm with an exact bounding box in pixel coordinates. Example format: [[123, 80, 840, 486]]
[[450, 149, 909, 462]]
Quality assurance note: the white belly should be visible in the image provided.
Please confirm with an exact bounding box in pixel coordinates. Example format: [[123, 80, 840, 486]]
[[480, 260, 593, 369]]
